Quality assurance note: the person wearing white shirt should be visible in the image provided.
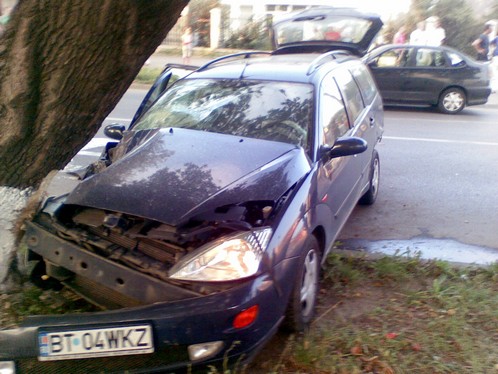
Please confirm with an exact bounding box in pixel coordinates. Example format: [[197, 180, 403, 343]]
[[425, 16, 445, 46], [410, 21, 427, 45]]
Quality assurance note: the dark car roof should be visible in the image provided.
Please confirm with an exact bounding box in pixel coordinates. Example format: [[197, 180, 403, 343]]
[[185, 52, 358, 84]]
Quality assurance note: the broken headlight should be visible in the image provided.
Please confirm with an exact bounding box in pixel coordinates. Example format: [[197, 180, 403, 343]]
[[169, 228, 272, 281]]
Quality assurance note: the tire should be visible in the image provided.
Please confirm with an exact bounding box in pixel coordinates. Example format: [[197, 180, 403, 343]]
[[284, 235, 321, 332], [359, 150, 380, 205], [438, 88, 466, 114]]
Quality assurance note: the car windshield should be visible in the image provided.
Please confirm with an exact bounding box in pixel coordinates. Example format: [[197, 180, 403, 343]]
[[133, 79, 313, 148], [274, 16, 372, 45]]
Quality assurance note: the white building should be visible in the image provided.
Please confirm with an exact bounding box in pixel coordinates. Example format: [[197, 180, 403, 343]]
[[219, 0, 415, 30], [220, 0, 340, 31]]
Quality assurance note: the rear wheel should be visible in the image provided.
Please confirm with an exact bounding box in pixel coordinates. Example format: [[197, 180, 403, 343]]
[[359, 150, 380, 205], [438, 88, 465, 114], [284, 235, 321, 332]]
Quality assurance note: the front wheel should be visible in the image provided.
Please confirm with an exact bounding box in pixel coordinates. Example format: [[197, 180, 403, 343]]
[[359, 150, 380, 205], [438, 88, 466, 114], [284, 235, 321, 332]]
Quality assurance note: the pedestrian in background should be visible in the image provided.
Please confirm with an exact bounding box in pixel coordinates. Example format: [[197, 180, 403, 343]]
[[489, 33, 498, 91], [472, 24, 492, 61], [181, 27, 193, 64], [425, 16, 445, 46], [392, 26, 407, 44], [410, 21, 427, 45]]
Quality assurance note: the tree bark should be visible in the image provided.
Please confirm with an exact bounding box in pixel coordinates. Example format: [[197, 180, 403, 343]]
[[0, 0, 188, 189], [0, 0, 188, 286]]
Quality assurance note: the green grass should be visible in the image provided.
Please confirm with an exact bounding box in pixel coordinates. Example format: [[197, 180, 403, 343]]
[[135, 66, 162, 85], [1, 285, 97, 329], [255, 253, 498, 373]]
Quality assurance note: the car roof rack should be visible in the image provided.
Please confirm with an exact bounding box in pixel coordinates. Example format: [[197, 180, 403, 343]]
[[307, 50, 351, 75], [197, 51, 272, 71]]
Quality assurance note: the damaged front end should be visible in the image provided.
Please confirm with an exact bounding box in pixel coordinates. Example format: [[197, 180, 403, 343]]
[[25, 128, 311, 311], [25, 197, 281, 310]]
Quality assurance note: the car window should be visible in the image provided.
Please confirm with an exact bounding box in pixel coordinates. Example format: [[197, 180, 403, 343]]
[[275, 16, 373, 44], [148, 67, 194, 105], [447, 51, 466, 67], [415, 48, 447, 67], [350, 64, 377, 105], [133, 79, 313, 149], [333, 69, 365, 124], [321, 75, 350, 145], [371, 47, 412, 67]]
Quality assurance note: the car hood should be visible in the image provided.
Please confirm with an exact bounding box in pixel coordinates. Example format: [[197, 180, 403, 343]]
[[65, 128, 311, 226], [272, 6, 383, 56]]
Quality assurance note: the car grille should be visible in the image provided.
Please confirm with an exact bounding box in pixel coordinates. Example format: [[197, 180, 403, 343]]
[[86, 225, 182, 265]]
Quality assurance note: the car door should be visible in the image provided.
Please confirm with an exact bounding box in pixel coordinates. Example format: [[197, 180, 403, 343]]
[[130, 64, 198, 127], [334, 65, 376, 209], [398, 47, 448, 104], [367, 46, 414, 102], [316, 67, 368, 235]]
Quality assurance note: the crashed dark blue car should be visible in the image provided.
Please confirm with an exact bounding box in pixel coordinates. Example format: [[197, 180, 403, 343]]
[[0, 7, 384, 373]]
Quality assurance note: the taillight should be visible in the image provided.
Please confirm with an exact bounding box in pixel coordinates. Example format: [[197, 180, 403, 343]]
[[233, 305, 259, 329]]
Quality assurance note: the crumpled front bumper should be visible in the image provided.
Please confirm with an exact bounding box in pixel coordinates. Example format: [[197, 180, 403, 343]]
[[1, 201, 303, 373], [0, 273, 284, 373]]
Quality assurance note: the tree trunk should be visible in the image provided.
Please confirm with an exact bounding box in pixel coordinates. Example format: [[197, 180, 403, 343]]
[[0, 0, 188, 189], [0, 0, 188, 285]]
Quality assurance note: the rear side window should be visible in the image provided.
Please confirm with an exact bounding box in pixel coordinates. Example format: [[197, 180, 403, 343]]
[[415, 48, 447, 67], [321, 75, 349, 145], [350, 64, 378, 105], [334, 68, 365, 124], [448, 51, 465, 67]]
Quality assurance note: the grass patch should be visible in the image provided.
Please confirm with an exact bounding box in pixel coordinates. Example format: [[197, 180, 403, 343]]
[[252, 253, 498, 373], [0, 285, 97, 329], [135, 66, 162, 85]]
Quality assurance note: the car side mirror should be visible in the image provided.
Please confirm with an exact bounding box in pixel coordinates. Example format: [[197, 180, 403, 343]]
[[104, 123, 126, 140], [321, 137, 368, 160]]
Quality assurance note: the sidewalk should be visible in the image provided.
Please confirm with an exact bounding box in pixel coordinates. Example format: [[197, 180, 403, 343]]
[[145, 53, 211, 69], [144, 45, 271, 69]]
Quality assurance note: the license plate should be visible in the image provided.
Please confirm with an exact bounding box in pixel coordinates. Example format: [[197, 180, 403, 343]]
[[38, 324, 154, 361]]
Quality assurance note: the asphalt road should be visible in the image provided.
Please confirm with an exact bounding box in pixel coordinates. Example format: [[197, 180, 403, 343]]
[[338, 94, 498, 264], [55, 79, 498, 265]]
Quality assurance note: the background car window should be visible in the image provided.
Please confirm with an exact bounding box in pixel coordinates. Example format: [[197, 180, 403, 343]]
[[350, 64, 377, 105], [415, 48, 446, 67], [448, 51, 466, 67], [133, 79, 313, 149], [372, 48, 412, 67], [321, 76, 349, 145], [333, 69, 365, 124], [432, 51, 447, 67]]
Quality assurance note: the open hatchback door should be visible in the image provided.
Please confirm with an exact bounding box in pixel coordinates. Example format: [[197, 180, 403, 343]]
[[271, 7, 383, 56]]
